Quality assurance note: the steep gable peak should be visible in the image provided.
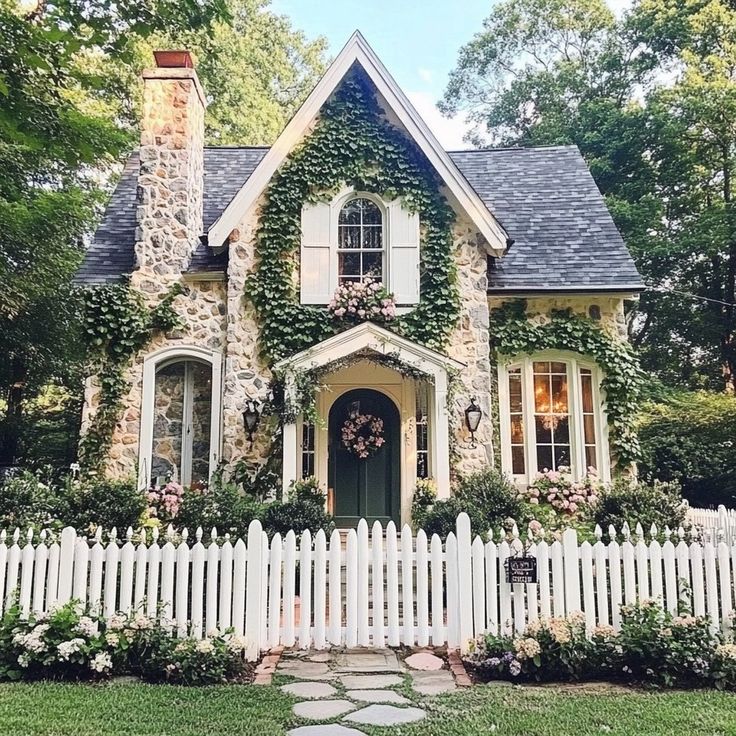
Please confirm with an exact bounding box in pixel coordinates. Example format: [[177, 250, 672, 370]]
[[206, 31, 508, 255]]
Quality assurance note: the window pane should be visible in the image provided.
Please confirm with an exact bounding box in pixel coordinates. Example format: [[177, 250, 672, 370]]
[[362, 225, 383, 249], [189, 362, 212, 485], [550, 361, 567, 373], [581, 373, 594, 413], [536, 445, 553, 473], [509, 373, 523, 413], [585, 445, 597, 471], [338, 200, 361, 225], [583, 414, 596, 445], [553, 416, 570, 445], [339, 251, 361, 276], [362, 252, 383, 279], [533, 361, 550, 373], [535, 415, 552, 444], [511, 446, 525, 475], [510, 416, 524, 443], [151, 362, 185, 483], [554, 444, 571, 469], [534, 374, 551, 412], [361, 199, 382, 224], [551, 374, 568, 412], [338, 225, 361, 248]]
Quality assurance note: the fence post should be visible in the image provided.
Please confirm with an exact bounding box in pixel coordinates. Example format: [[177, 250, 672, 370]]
[[562, 528, 580, 614], [456, 513, 473, 652], [245, 519, 264, 660], [56, 526, 76, 605], [445, 531, 459, 649]]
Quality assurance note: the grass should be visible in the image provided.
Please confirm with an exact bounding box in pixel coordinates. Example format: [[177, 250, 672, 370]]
[[2, 680, 736, 735]]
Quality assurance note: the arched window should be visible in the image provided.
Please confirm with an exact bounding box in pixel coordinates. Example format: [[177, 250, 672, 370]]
[[498, 354, 610, 484], [151, 360, 212, 486], [139, 346, 222, 490], [337, 196, 384, 284]]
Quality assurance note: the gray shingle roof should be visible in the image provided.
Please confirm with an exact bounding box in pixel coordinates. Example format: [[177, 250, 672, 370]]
[[77, 144, 642, 292], [449, 146, 642, 293]]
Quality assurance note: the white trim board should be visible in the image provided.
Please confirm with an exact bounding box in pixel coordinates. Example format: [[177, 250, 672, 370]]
[[206, 31, 508, 256]]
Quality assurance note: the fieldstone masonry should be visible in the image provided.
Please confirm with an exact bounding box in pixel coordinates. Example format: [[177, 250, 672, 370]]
[[84, 57, 629, 488]]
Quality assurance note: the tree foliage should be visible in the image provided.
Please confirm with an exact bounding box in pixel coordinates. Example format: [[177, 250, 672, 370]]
[[443, 0, 736, 393], [0, 0, 326, 466]]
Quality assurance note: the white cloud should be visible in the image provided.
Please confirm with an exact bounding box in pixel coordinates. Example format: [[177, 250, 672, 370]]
[[417, 67, 434, 84], [406, 91, 474, 150], [606, 0, 632, 16]]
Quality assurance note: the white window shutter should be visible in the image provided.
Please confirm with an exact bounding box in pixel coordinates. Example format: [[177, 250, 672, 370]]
[[300, 201, 332, 304], [388, 200, 420, 304]]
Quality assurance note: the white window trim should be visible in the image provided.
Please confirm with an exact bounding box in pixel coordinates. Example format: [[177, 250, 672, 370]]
[[333, 189, 387, 290], [497, 350, 611, 485], [138, 345, 223, 490]]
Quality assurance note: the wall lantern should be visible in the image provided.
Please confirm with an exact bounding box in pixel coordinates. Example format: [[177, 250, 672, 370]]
[[242, 400, 261, 445], [464, 397, 482, 448]]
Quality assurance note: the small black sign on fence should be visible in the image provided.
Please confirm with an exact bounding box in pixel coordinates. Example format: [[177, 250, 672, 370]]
[[505, 556, 538, 584]]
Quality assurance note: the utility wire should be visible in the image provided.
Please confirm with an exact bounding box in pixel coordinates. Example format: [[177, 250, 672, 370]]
[[645, 284, 736, 309]]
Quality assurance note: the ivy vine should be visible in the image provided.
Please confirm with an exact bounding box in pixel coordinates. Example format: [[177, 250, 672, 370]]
[[490, 300, 644, 466], [247, 69, 460, 365], [79, 284, 183, 473]]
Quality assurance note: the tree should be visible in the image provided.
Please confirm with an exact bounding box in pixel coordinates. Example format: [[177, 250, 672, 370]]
[[0, 0, 327, 467], [442, 0, 736, 392]]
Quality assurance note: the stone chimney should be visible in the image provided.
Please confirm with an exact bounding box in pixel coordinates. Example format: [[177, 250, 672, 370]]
[[134, 50, 206, 288]]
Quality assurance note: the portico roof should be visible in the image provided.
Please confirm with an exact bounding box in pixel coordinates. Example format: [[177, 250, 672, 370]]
[[273, 322, 465, 378]]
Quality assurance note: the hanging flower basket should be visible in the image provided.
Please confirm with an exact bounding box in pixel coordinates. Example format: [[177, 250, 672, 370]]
[[341, 413, 385, 459]]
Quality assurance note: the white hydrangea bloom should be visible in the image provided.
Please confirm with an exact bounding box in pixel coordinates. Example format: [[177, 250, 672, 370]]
[[75, 616, 96, 637], [57, 638, 85, 660], [90, 651, 112, 673], [195, 639, 214, 654]]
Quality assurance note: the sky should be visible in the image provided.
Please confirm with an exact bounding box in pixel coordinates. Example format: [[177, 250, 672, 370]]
[[270, 0, 632, 149]]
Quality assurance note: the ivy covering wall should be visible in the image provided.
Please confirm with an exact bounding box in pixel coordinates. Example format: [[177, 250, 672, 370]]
[[247, 70, 460, 365], [79, 284, 182, 473], [491, 300, 643, 467]]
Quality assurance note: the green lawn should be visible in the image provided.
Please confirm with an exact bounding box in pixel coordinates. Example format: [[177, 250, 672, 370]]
[[2, 681, 736, 736]]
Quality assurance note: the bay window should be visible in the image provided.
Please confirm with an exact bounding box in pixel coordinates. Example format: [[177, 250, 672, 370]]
[[498, 354, 609, 483]]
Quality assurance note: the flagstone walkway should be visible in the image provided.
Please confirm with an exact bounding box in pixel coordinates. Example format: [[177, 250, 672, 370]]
[[278, 648, 456, 733]]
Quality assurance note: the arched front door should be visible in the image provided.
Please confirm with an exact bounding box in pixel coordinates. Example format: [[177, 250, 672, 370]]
[[328, 389, 400, 527]]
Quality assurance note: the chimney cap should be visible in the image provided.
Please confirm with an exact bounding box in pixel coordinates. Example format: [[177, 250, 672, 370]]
[[153, 50, 194, 69]]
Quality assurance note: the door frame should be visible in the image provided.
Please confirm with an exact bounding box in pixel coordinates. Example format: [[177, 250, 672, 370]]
[[303, 361, 417, 526]]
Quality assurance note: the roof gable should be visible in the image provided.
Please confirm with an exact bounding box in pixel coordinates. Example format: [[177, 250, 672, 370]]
[[206, 31, 508, 255]]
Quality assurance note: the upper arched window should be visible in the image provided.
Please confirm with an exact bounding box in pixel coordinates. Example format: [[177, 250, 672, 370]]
[[337, 197, 384, 284]]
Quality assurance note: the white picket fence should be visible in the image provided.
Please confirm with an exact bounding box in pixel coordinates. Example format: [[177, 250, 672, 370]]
[[1, 514, 736, 660], [688, 504, 736, 546]]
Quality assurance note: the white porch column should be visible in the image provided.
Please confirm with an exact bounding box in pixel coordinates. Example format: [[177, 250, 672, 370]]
[[432, 371, 451, 498], [282, 374, 298, 498]]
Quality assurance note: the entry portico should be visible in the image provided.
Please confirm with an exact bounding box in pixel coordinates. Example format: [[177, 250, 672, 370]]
[[274, 322, 464, 525]]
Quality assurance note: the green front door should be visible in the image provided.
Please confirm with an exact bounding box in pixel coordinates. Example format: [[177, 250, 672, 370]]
[[328, 389, 400, 527]]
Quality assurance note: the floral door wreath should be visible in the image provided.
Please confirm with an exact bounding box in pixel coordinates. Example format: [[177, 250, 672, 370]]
[[341, 413, 385, 459]]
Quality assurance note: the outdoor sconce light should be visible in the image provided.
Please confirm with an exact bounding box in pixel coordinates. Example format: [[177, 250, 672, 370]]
[[464, 397, 482, 448], [242, 400, 261, 445]]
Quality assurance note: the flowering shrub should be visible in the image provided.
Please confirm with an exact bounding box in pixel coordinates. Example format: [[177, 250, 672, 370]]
[[411, 478, 437, 528], [465, 602, 732, 689], [146, 481, 185, 523], [328, 280, 396, 325], [466, 613, 596, 682], [0, 602, 114, 681], [341, 413, 385, 459], [520, 467, 602, 520], [126, 621, 248, 685], [0, 601, 248, 685]]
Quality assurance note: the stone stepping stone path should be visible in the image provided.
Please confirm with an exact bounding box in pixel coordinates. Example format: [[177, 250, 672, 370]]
[[280, 648, 456, 734]]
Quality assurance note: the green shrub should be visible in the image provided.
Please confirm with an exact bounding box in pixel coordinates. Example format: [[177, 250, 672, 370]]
[[66, 478, 147, 533], [0, 470, 66, 529], [290, 476, 326, 505], [176, 482, 262, 539], [465, 603, 724, 689], [420, 497, 486, 538], [593, 478, 686, 534], [261, 498, 334, 539], [411, 478, 437, 529], [638, 390, 736, 507]]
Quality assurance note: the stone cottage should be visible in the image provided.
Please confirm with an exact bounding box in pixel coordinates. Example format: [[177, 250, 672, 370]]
[[76, 33, 643, 527]]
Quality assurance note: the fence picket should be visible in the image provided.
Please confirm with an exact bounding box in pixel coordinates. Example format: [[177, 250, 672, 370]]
[[268, 533, 283, 649], [232, 538, 247, 636], [346, 529, 358, 648], [282, 531, 296, 647], [563, 528, 581, 613], [690, 542, 706, 617], [57, 527, 75, 605], [19, 530, 35, 616], [32, 533, 49, 615], [593, 531, 609, 626], [485, 534, 499, 634], [634, 529, 649, 601], [498, 537, 512, 634], [371, 522, 385, 648], [219, 536, 233, 630], [456, 513, 473, 649], [88, 531, 104, 617], [175, 532, 190, 636], [401, 524, 415, 646], [550, 540, 564, 618], [299, 529, 313, 649], [190, 531, 205, 638], [72, 536, 89, 606], [662, 534, 678, 615], [621, 535, 636, 605], [536, 539, 551, 622], [103, 533, 120, 619], [245, 520, 264, 659], [580, 541, 595, 632], [718, 540, 732, 630], [416, 529, 429, 647], [313, 530, 327, 650], [703, 541, 719, 632], [5, 531, 22, 608], [357, 520, 370, 647], [119, 529, 135, 615], [146, 531, 161, 619], [446, 532, 459, 648], [0, 531, 7, 613], [430, 533, 444, 645], [649, 537, 663, 605], [471, 536, 485, 638], [386, 522, 399, 647], [328, 529, 342, 646], [206, 533, 219, 635], [133, 535, 148, 610]]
